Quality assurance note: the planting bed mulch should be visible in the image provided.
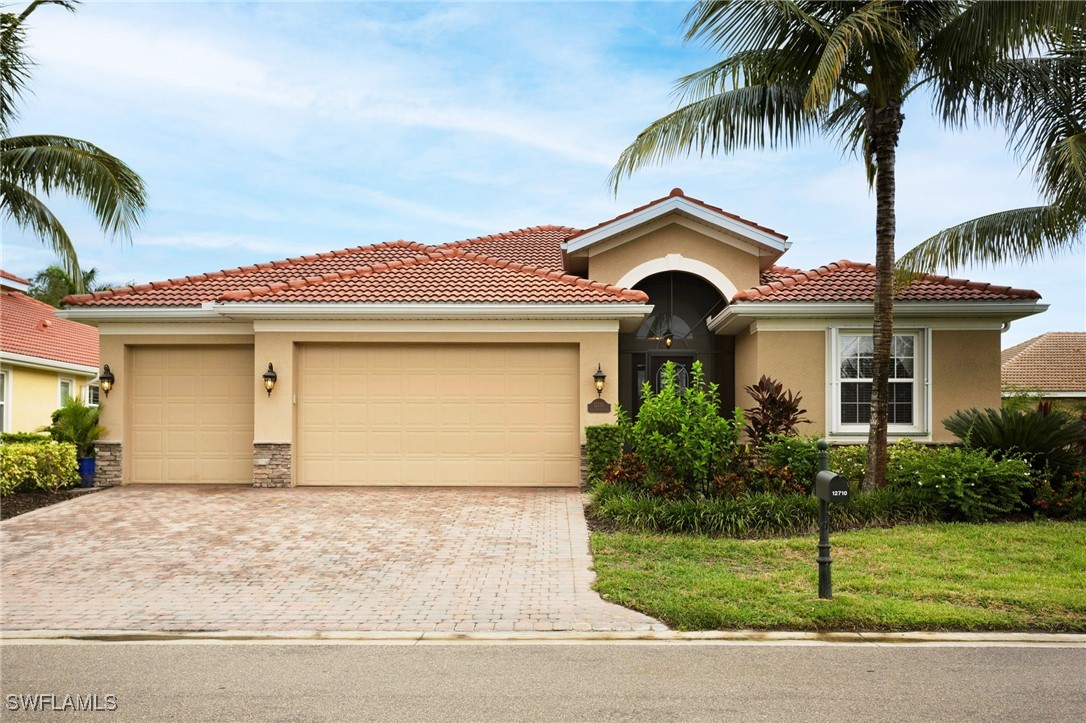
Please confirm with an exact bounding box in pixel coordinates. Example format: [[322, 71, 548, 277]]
[[1, 487, 103, 520]]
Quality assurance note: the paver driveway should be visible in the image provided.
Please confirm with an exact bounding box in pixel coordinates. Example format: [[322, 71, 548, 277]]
[[0, 486, 663, 633]]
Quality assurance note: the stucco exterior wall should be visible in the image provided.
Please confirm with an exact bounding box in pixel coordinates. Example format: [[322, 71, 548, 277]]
[[739, 328, 826, 436], [585, 221, 762, 295], [2, 365, 95, 433], [930, 329, 1002, 442]]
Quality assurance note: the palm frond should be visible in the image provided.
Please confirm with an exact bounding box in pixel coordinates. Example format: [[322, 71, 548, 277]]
[[896, 204, 1085, 277], [0, 134, 147, 239], [0, 1, 79, 134], [0, 179, 82, 283], [609, 83, 817, 193], [805, 1, 911, 110]]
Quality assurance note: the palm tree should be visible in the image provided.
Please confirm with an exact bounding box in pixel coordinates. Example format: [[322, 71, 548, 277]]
[[609, 0, 1080, 487], [0, 0, 146, 293], [28, 264, 115, 308], [898, 29, 1084, 275]]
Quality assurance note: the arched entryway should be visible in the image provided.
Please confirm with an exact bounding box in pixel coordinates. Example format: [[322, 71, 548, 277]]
[[618, 271, 735, 416]]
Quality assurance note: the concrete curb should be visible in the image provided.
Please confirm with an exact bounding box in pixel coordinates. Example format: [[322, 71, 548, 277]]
[[2, 629, 1083, 647]]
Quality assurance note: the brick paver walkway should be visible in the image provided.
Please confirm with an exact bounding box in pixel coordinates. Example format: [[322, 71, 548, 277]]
[[0, 486, 663, 633]]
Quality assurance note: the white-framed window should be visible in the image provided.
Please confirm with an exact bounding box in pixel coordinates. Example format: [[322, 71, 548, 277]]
[[85, 384, 100, 407], [829, 328, 928, 436], [58, 377, 75, 405], [0, 370, 8, 432]]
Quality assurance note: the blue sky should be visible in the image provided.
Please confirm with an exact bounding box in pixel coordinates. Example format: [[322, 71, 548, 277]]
[[3, 0, 1082, 347]]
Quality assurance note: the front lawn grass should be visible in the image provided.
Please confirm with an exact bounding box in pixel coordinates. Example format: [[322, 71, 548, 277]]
[[591, 521, 1086, 631]]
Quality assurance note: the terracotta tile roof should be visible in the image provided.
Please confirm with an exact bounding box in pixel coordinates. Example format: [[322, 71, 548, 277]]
[[219, 247, 647, 303], [732, 260, 1042, 303], [442, 225, 579, 271], [1001, 332, 1086, 392], [1, 290, 99, 368], [65, 242, 648, 307], [567, 187, 788, 242], [1, 270, 30, 286], [64, 241, 434, 307]]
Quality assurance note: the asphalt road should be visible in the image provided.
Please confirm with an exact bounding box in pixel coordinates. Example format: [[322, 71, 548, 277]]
[[2, 642, 1084, 722]]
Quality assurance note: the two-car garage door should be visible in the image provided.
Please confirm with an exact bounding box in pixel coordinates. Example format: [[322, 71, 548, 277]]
[[296, 344, 580, 486]]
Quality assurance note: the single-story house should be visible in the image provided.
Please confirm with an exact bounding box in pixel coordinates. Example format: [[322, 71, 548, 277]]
[[1001, 332, 1086, 411], [1, 270, 100, 433], [60, 190, 1046, 487]]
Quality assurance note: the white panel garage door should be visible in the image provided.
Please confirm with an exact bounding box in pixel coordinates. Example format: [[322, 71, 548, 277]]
[[297, 344, 579, 486], [130, 346, 254, 484]]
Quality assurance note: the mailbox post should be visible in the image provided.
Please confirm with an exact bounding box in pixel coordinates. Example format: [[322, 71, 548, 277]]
[[814, 440, 850, 599]]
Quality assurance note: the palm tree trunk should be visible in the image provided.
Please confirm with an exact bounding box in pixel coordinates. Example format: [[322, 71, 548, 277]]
[[864, 103, 904, 489]]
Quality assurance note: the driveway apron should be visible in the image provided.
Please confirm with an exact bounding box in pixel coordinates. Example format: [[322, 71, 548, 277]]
[[0, 486, 663, 633]]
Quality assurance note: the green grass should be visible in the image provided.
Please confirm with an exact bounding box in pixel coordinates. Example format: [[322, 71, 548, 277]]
[[591, 521, 1086, 632]]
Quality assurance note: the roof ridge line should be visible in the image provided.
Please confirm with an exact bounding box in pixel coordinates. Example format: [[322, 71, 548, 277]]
[[566, 188, 787, 242], [455, 249, 649, 302], [218, 247, 448, 302], [438, 225, 582, 250]]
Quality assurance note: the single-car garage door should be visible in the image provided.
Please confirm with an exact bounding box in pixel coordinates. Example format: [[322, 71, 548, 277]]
[[297, 344, 579, 486], [130, 346, 254, 484]]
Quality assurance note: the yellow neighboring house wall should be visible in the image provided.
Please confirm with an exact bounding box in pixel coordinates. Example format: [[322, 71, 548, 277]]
[[0, 361, 97, 434]]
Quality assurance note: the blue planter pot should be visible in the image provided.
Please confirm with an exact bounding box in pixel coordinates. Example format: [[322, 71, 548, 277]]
[[77, 457, 96, 488]]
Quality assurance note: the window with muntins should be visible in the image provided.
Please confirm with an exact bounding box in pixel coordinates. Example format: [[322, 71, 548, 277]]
[[833, 330, 926, 435], [85, 384, 100, 407]]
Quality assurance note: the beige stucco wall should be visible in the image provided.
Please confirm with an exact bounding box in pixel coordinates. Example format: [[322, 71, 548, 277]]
[[2, 365, 95, 433], [585, 222, 762, 294], [734, 328, 826, 436], [930, 329, 1002, 442]]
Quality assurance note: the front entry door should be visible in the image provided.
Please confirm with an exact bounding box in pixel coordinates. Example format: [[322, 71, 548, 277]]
[[649, 355, 695, 394]]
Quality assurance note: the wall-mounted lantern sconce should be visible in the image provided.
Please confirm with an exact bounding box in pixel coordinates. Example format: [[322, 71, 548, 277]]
[[663, 330, 674, 349], [262, 363, 278, 396], [99, 365, 115, 397], [593, 364, 607, 398]]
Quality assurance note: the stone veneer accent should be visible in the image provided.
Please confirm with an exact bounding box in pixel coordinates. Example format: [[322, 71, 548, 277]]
[[253, 443, 292, 488], [94, 442, 123, 487]]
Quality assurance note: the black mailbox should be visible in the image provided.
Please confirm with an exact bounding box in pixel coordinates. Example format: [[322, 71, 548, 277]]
[[815, 470, 850, 503]]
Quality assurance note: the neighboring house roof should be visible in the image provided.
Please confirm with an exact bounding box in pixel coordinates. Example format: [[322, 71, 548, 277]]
[[0, 288, 99, 369], [1001, 332, 1086, 393], [732, 260, 1042, 303], [1, 270, 30, 287], [64, 240, 648, 308]]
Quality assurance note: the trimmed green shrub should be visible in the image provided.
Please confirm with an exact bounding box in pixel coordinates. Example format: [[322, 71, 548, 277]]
[[0, 432, 51, 444], [590, 483, 937, 538], [828, 444, 868, 490], [618, 361, 742, 497], [887, 440, 1031, 522], [585, 425, 623, 484], [0, 441, 79, 495], [944, 407, 1086, 479], [758, 435, 819, 492]]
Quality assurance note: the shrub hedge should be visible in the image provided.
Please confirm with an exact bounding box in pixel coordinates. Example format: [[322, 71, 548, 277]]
[[590, 483, 938, 538], [0, 441, 79, 495], [584, 425, 623, 483]]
